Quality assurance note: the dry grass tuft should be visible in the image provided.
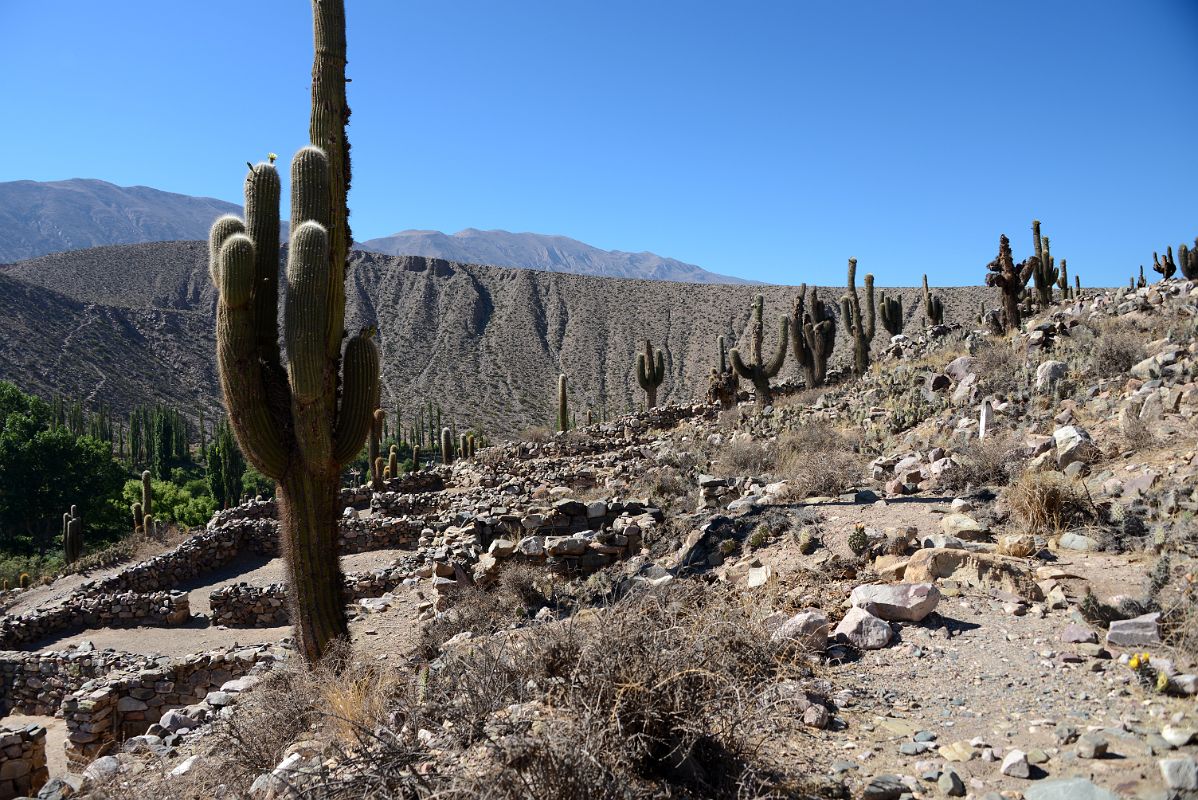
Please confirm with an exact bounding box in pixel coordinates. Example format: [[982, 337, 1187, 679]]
[[1003, 471, 1094, 535], [1084, 318, 1145, 377], [973, 339, 1026, 396], [941, 433, 1025, 491], [774, 421, 863, 499]]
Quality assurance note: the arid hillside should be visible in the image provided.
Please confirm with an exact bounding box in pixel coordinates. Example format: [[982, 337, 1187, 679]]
[[0, 241, 997, 435]]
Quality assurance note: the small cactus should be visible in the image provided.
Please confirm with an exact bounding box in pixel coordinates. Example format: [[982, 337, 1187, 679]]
[[368, 409, 385, 491], [879, 291, 903, 336], [132, 502, 144, 534], [1137, 265, 1147, 288], [636, 339, 666, 409], [729, 294, 788, 408], [18, 573, 30, 589], [411, 444, 420, 471], [848, 524, 869, 556], [63, 505, 82, 564], [387, 444, 398, 481]]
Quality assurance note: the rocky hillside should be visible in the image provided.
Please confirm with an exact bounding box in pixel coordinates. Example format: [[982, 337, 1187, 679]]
[[0, 179, 242, 262], [358, 228, 751, 284], [0, 241, 995, 435]]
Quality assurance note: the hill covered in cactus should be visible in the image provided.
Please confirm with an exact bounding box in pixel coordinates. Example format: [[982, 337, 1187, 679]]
[[0, 241, 998, 437]]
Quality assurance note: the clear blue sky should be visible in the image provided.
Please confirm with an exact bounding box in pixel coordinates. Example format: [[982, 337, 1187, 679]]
[[2, 1, 1196, 286]]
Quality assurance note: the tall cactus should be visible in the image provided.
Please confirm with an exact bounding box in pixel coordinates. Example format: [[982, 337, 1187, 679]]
[[1180, 240, 1198, 280], [1030, 221, 1059, 306], [1153, 248, 1177, 281], [557, 374, 568, 432], [441, 427, 454, 464], [840, 258, 876, 376], [209, 0, 376, 663], [63, 506, 82, 564], [1057, 258, 1070, 299], [921, 274, 944, 325], [730, 294, 788, 408], [790, 283, 835, 389], [131, 502, 144, 535], [879, 291, 903, 336], [636, 339, 665, 409], [985, 234, 1035, 332], [141, 470, 153, 522], [368, 409, 385, 491]]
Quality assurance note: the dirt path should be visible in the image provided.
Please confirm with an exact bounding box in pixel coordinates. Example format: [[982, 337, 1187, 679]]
[[0, 715, 68, 778]]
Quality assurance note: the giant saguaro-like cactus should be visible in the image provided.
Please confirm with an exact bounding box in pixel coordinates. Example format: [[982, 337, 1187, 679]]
[[209, 0, 375, 664], [730, 294, 788, 408], [790, 283, 835, 389], [636, 339, 665, 409], [921, 274, 944, 326], [1030, 220, 1058, 306], [985, 234, 1035, 333], [840, 258, 876, 376]]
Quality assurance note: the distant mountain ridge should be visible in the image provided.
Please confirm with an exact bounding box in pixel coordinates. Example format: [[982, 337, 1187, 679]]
[[0, 178, 242, 263], [0, 178, 750, 284], [359, 228, 751, 284]]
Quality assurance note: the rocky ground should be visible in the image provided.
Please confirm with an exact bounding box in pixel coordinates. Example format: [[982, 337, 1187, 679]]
[[1, 278, 1196, 800]]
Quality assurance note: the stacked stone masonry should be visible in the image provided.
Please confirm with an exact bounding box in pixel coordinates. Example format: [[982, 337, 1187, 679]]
[[0, 723, 47, 800], [0, 592, 189, 651], [0, 647, 149, 717]]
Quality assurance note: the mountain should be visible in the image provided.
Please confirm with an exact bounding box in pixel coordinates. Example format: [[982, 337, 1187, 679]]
[[0, 242, 994, 437], [357, 228, 752, 284], [0, 179, 243, 263]]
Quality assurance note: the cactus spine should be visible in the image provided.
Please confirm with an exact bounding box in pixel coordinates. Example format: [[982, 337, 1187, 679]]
[[210, 0, 375, 664], [790, 284, 835, 389], [636, 339, 665, 409], [729, 294, 788, 408], [840, 259, 876, 376], [921, 274, 944, 326], [63, 505, 82, 564], [368, 409, 385, 491], [557, 374, 568, 432], [879, 291, 903, 336], [985, 234, 1035, 332]]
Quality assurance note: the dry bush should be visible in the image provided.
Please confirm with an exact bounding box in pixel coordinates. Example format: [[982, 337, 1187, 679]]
[[718, 436, 771, 476], [420, 586, 517, 659], [1003, 471, 1094, 535], [1119, 412, 1158, 453], [972, 339, 1025, 396], [940, 433, 1025, 491], [1083, 318, 1145, 377], [519, 426, 553, 443], [496, 561, 552, 614], [306, 584, 816, 799], [773, 421, 863, 499]]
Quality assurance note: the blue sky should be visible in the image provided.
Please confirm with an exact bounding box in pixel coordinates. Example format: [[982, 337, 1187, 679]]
[[2, 1, 1196, 286]]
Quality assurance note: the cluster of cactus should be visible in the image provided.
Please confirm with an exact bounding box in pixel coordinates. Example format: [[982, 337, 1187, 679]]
[[132, 470, 152, 534], [208, 0, 373, 663], [636, 339, 666, 409], [63, 505, 82, 564], [706, 335, 740, 409], [848, 524, 869, 556], [382, 444, 399, 480], [790, 284, 835, 389], [1181, 240, 1198, 280], [1030, 220, 1061, 306], [840, 259, 876, 375], [922, 274, 944, 326], [557, 374, 569, 432], [879, 291, 903, 336], [729, 294, 788, 408], [985, 234, 1036, 332]]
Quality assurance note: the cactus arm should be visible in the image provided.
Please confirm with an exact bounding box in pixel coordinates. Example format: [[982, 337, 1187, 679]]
[[728, 347, 754, 380], [215, 234, 290, 478], [763, 315, 789, 377], [244, 163, 283, 373], [285, 221, 336, 470], [332, 333, 380, 465], [208, 215, 245, 287], [653, 349, 665, 383], [863, 274, 876, 340], [636, 353, 651, 389]]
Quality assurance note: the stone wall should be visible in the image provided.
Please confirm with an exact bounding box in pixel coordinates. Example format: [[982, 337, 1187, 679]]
[[0, 723, 47, 800], [210, 564, 414, 627], [0, 647, 149, 717], [61, 644, 285, 769], [0, 592, 189, 651]]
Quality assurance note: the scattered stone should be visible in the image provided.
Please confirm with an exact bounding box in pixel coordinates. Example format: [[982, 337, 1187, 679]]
[[833, 607, 893, 650], [1159, 757, 1198, 791], [849, 583, 940, 622], [1106, 612, 1161, 647], [1077, 733, 1108, 759], [1024, 778, 1119, 800], [770, 609, 830, 651], [1000, 748, 1029, 778]]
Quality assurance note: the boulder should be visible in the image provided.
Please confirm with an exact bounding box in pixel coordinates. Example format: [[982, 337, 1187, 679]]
[[1106, 612, 1161, 647], [902, 548, 1043, 600], [833, 606, 893, 650], [849, 583, 940, 622], [769, 609, 829, 651], [1035, 360, 1068, 389], [1052, 425, 1095, 469], [939, 513, 988, 540]]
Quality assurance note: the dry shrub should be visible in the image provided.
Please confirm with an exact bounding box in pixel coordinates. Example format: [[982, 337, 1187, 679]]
[[719, 436, 771, 476], [1003, 471, 1094, 535], [496, 561, 552, 613], [941, 433, 1024, 491], [1084, 318, 1144, 377], [307, 584, 815, 799], [1119, 412, 1158, 452], [519, 425, 553, 443], [774, 421, 863, 499], [973, 339, 1025, 396]]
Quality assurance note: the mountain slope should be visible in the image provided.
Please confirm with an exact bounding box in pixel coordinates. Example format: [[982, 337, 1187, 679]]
[[0, 179, 243, 263], [358, 228, 751, 284]]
